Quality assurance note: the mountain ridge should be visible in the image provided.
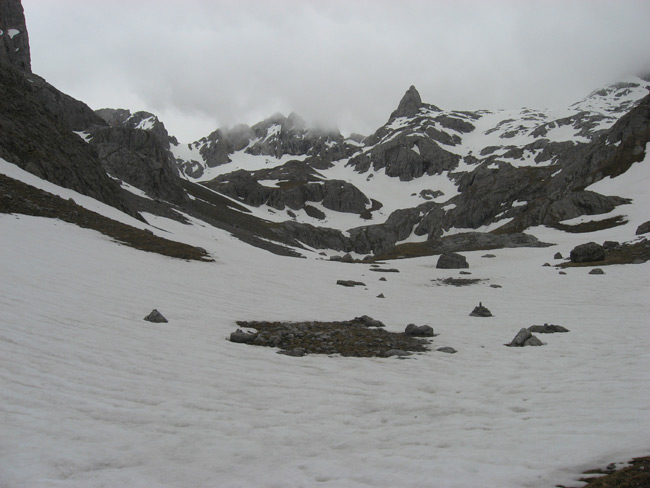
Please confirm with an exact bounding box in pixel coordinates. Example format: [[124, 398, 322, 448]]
[[1, 0, 649, 259]]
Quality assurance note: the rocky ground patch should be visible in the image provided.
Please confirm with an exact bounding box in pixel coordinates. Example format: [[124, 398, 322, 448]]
[[230, 317, 433, 357], [432, 277, 486, 287], [559, 455, 650, 488], [561, 238, 650, 267]]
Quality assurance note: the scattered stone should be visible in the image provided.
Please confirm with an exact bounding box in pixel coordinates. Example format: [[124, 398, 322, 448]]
[[470, 302, 492, 317], [437, 346, 457, 354], [144, 309, 168, 323], [636, 220, 650, 235], [330, 253, 355, 263], [380, 349, 412, 358], [353, 315, 386, 327], [490, 284, 502, 288], [379, 277, 387, 281], [404, 324, 434, 337], [507, 328, 544, 347], [559, 271, 567, 275], [589, 268, 605, 275], [434, 277, 483, 287], [436, 252, 469, 269], [370, 268, 400, 273], [336, 279, 366, 287], [528, 323, 569, 333], [482, 254, 496, 258], [523, 336, 544, 346], [376, 293, 385, 298], [554, 252, 563, 259], [507, 328, 532, 346], [543, 262, 551, 267], [570, 242, 606, 263], [278, 347, 305, 357], [229, 329, 258, 343], [459, 271, 472, 275]]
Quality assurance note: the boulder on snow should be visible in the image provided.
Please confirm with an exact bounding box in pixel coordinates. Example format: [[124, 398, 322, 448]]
[[507, 328, 544, 347], [353, 315, 386, 327], [437, 346, 457, 354], [436, 252, 469, 269], [336, 279, 366, 287], [603, 240, 619, 250], [469, 302, 492, 317], [570, 242, 606, 263], [144, 309, 168, 323], [589, 268, 605, 275], [554, 252, 563, 259], [528, 323, 569, 333], [404, 324, 434, 337], [230, 329, 258, 343]]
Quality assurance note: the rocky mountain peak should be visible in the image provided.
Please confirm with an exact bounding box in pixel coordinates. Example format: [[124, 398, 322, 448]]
[[392, 85, 423, 118], [0, 0, 31, 72]]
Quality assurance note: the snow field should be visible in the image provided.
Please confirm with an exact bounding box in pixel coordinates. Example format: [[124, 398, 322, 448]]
[[1, 206, 649, 487]]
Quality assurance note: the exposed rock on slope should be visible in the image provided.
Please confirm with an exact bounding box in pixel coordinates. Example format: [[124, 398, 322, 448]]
[[0, 65, 133, 215], [89, 117, 188, 205], [0, 0, 30, 72]]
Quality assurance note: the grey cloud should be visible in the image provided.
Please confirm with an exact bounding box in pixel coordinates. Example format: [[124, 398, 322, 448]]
[[23, 0, 650, 142]]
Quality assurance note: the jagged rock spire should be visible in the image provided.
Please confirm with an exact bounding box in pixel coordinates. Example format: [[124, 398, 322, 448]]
[[0, 0, 31, 72], [392, 85, 423, 118]]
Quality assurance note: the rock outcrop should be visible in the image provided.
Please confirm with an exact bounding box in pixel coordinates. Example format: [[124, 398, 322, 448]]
[[0, 0, 30, 72], [436, 252, 469, 269], [570, 242, 606, 263]]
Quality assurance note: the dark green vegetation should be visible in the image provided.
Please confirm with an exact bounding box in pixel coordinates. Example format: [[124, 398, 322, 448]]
[[551, 215, 628, 233], [560, 455, 650, 488]]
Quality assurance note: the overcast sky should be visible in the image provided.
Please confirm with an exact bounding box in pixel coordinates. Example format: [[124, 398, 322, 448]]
[[22, 0, 650, 142]]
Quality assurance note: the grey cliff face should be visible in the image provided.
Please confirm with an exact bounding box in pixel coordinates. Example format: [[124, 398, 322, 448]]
[[0, 0, 31, 72], [391, 85, 423, 119], [0, 0, 135, 216]]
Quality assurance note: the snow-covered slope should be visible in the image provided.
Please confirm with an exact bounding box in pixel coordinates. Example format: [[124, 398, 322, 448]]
[[170, 77, 650, 234], [1, 147, 649, 488]]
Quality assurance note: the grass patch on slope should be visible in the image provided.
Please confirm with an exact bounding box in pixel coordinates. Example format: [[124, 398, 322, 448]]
[[0, 174, 213, 261]]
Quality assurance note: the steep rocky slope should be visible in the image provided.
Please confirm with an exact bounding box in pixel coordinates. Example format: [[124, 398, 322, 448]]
[[165, 78, 650, 256]]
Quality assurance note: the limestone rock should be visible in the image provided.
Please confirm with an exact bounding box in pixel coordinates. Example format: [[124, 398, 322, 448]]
[[528, 324, 569, 333], [0, 0, 31, 72], [353, 315, 385, 327], [436, 252, 469, 269], [404, 324, 434, 337], [391, 85, 423, 119], [570, 242, 606, 263], [523, 336, 544, 346], [636, 221, 650, 235], [336, 280, 366, 287], [230, 329, 258, 343], [144, 309, 168, 323], [470, 302, 492, 317]]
